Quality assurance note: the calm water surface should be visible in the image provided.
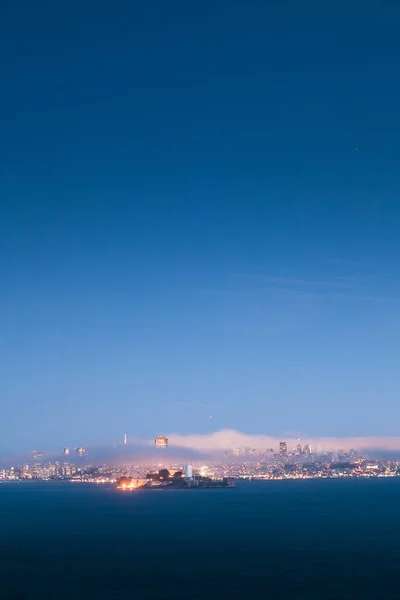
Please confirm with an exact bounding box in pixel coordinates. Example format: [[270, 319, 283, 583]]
[[1, 479, 400, 599]]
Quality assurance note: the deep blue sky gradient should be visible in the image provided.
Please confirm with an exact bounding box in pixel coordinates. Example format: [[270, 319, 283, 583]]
[[1, 0, 400, 452]]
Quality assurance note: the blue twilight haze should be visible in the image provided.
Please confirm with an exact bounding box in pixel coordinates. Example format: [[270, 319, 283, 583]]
[[1, 0, 400, 453]]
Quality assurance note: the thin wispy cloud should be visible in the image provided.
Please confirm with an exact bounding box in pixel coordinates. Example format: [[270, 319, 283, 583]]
[[235, 273, 354, 290], [205, 268, 400, 305], [173, 402, 224, 409]]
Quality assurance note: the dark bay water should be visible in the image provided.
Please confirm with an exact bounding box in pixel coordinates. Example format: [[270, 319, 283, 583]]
[[1, 478, 400, 599]]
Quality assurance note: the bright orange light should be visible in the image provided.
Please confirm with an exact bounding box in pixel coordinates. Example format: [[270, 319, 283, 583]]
[[118, 479, 147, 490]]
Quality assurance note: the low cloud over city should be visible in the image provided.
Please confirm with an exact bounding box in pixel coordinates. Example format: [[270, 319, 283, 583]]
[[167, 429, 400, 453]]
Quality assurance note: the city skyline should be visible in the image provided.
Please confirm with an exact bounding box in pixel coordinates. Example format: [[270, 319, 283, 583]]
[[2, 1, 400, 453], [7, 429, 400, 461], [3, 441, 400, 485]]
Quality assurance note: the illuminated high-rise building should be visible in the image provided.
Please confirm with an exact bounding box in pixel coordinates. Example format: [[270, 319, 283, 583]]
[[63, 448, 70, 456], [155, 436, 168, 448], [279, 442, 287, 456], [124, 433, 127, 445], [233, 447, 240, 457], [303, 444, 311, 455]]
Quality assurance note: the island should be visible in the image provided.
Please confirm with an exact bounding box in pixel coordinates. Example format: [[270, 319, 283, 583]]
[[117, 468, 235, 490]]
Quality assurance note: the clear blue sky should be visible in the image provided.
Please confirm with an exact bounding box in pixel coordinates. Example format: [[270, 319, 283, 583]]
[[1, 0, 400, 453]]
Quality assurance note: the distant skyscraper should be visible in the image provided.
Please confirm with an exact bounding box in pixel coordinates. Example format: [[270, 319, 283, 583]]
[[63, 448, 70, 456], [279, 442, 287, 456], [155, 436, 168, 448], [185, 465, 193, 478], [303, 444, 311, 455], [124, 433, 127, 445], [233, 446, 240, 457], [296, 442, 302, 455]]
